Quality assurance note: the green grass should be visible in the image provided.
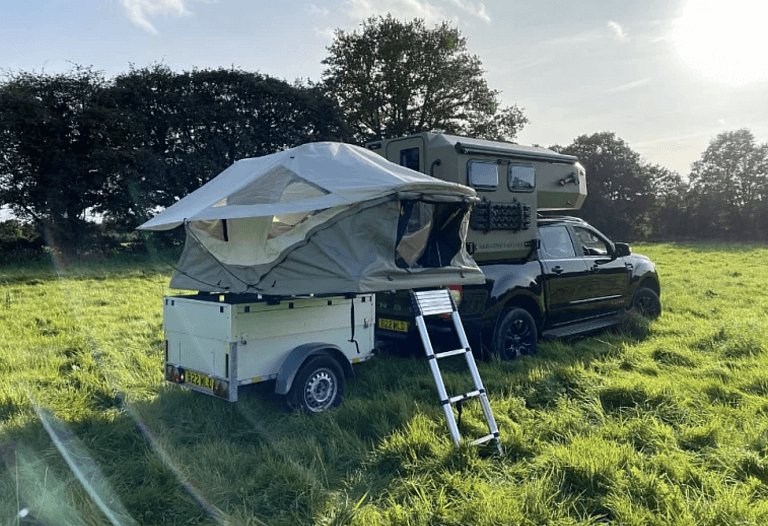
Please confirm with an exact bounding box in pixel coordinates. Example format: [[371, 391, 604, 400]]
[[2, 242, 768, 525]]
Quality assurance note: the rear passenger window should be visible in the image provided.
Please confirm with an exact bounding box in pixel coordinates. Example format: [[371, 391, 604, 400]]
[[468, 161, 498, 190], [539, 226, 576, 258]]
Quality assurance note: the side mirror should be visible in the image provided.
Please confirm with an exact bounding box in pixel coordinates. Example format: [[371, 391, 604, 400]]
[[614, 242, 631, 258]]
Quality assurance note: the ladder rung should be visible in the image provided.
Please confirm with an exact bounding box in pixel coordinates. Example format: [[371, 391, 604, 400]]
[[470, 433, 499, 446], [413, 290, 452, 300], [433, 348, 468, 359], [412, 291, 454, 316], [446, 390, 482, 405], [410, 289, 502, 454], [419, 307, 453, 317]]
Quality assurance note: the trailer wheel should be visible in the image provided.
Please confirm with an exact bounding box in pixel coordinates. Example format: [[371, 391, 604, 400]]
[[287, 354, 344, 413]]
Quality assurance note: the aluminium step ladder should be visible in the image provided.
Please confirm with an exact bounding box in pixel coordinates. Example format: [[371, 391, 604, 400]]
[[410, 289, 503, 454]]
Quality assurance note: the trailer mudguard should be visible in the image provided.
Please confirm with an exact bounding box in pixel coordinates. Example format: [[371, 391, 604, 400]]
[[275, 343, 354, 395]]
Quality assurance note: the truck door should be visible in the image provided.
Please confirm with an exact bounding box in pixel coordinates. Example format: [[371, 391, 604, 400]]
[[570, 225, 631, 317], [385, 137, 426, 173], [538, 224, 590, 326]]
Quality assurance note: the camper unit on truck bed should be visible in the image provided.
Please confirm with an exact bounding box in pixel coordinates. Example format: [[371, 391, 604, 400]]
[[366, 132, 587, 262], [369, 133, 661, 358], [163, 293, 375, 412]]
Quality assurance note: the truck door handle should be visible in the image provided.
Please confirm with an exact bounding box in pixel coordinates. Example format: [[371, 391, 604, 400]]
[[552, 266, 563, 274]]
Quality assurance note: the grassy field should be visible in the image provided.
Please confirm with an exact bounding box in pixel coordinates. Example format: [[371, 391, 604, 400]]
[[1, 243, 768, 525]]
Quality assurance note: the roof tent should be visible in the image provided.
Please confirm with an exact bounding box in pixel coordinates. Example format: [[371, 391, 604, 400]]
[[138, 142, 485, 295]]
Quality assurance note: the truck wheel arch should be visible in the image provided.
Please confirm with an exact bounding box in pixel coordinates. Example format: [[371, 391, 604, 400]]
[[497, 294, 543, 333], [275, 343, 354, 395]]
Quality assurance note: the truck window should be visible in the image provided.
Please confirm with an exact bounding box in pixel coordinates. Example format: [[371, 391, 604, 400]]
[[468, 160, 498, 190], [400, 148, 420, 171], [572, 226, 609, 256], [508, 164, 535, 192], [539, 225, 576, 259]]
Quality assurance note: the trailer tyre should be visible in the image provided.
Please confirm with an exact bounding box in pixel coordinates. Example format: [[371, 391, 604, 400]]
[[492, 308, 537, 360], [287, 354, 344, 413]]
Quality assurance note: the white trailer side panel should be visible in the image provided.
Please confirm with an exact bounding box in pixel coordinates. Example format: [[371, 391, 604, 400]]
[[163, 294, 375, 401]]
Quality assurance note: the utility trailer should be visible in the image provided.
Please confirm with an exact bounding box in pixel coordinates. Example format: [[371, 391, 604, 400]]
[[162, 293, 375, 411], [139, 142, 484, 412]]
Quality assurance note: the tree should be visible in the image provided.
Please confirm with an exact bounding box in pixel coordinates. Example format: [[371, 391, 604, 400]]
[[553, 132, 651, 240], [0, 67, 114, 246], [321, 15, 528, 143], [645, 164, 689, 239], [687, 129, 768, 240], [100, 66, 351, 230]]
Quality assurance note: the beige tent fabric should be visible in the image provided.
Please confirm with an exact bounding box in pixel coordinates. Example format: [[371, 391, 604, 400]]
[[139, 142, 484, 295]]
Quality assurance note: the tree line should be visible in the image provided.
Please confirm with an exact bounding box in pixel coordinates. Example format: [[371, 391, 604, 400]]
[[555, 129, 768, 242], [1, 15, 767, 260]]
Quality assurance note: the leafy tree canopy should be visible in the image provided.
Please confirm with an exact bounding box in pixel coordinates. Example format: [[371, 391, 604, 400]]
[[553, 132, 651, 239], [322, 15, 528, 143], [0, 66, 113, 243], [689, 129, 768, 208], [0, 65, 351, 246], [687, 129, 768, 238]]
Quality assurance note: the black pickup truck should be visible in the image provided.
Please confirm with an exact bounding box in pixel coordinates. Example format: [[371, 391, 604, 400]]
[[375, 216, 661, 358]]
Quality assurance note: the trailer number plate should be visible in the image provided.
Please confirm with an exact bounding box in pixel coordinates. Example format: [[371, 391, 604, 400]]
[[185, 369, 215, 392], [378, 317, 409, 333]]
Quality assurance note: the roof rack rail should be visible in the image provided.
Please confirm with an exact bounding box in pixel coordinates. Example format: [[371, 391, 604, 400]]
[[536, 213, 586, 223]]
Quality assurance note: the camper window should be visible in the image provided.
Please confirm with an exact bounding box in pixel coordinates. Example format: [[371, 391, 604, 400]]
[[400, 148, 420, 172], [508, 164, 535, 192], [468, 161, 498, 190]]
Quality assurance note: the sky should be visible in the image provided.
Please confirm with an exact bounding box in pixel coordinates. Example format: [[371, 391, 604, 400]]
[[2, 0, 768, 177]]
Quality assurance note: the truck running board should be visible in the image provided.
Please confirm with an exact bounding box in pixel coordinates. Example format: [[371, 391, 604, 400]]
[[410, 290, 503, 454], [541, 314, 622, 339]]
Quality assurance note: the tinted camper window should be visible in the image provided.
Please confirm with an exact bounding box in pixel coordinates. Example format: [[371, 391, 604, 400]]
[[468, 161, 498, 190], [400, 148, 420, 171], [508, 164, 535, 191]]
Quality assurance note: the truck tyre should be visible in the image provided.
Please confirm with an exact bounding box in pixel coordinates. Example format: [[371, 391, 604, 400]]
[[631, 288, 661, 319], [286, 354, 344, 413], [492, 308, 537, 360]]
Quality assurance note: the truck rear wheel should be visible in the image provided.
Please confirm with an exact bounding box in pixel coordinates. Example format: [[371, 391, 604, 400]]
[[492, 308, 537, 360], [287, 354, 344, 413]]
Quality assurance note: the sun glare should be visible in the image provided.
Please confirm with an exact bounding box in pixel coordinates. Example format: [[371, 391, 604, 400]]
[[673, 0, 768, 86]]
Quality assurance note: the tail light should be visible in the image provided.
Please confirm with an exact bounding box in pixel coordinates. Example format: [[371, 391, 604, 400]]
[[213, 379, 230, 399], [440, 285, 463, 318], [165, 364, 184, 383], [448, 285, 463, 307]]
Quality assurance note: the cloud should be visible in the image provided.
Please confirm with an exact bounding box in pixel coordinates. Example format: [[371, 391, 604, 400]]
[[120, 0, 191, 34], [542, 29, 602, 46], [447, 0, 491, 23], [340, 0, 491, 26], [341, 0, 449, 25], [607, 20, 628, 41], [315, 26, 336, 40], [604, 77, 652, 93], [314, 0, 492, 44], [308, 3, 331, 17]]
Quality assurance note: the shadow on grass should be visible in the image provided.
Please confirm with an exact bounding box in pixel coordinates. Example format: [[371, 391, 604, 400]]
[[0, 352, 445, 526], [0, 303, 663, 526]]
